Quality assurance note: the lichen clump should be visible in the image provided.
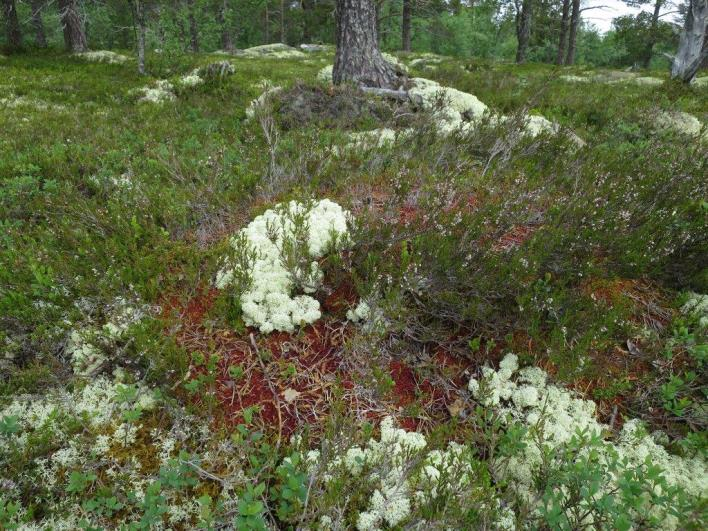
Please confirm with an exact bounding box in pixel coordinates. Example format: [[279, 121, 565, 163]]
[[655, 110, 706, 139], [136, 80, 175, 104], [300, 417, 497, 530], [215, 199, 350, 333], [469, 354, 708, 527]]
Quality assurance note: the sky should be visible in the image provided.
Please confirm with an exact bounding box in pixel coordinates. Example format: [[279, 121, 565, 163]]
[[582, 0, 660, 34]]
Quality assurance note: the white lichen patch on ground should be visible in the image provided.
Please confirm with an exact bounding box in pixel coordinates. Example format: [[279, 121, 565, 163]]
[[215, 200, 350, 333], [631, 76, 664, 86], [75, 50, 130, 64], [0, 374, 224, 529], [559, 74, 591, 83], [135, 79, 175, 104], [0, 93, 67, 112], [178, 69, 204, 88]]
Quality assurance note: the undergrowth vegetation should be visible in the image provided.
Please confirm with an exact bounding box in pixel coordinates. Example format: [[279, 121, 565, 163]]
[[1, 49, 706, 529]]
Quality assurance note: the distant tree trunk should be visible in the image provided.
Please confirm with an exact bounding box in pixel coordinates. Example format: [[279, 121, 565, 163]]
[[131, 0, 146, 74], [402, 0, 412, 51], [216, 0, 234, 50], [671, 0, 708, 82], [280, 0, 285, 42], [556, 0, 570, 65], [333, 0, 399, 88], [58, 0, 88, 53], [302, 0, 313, 41], [265, 2, 270, 43], [565, 0, 580, 65], [30, 0, 48, 48], [515, 0, 532, 63], [187, 0, 199, 52], [2, 0, 22, 51], [642, 0, 664, 68]]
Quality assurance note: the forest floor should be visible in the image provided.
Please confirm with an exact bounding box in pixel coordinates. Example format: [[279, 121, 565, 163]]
[[0, 48, 706, 530]]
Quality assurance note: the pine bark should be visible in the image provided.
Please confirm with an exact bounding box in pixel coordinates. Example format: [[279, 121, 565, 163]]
[[333, 0, 399, 88], [402, 0, 412, 51], [671, 0, 708, 83], [2, 0, 22, 51], [556, 0, 570, 65], [515, 0, 532, 64], [132, 0, 146, 75], [565, 0, 580, 65], [30, 0, 48, 48], [58, 0, 88, 53]]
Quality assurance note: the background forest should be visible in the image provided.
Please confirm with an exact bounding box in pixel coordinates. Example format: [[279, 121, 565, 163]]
[[0, 0, 696, 70]]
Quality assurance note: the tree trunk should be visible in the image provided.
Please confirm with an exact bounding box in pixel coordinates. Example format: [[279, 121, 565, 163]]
[[2, 0, 22, 51], [333, 0, 399, 88], [556, 0, 570, 65], [642, 0, 664, 68], [58, 0, 87, 53], [302, 0, 313, 42], [280, 0, 285, 42], [265, 2, 270, 43], [217, 0, 234, 51], [515, 0, 532, 64], [30, 0, 48, 48], [187, 0, 199, 52], [565, 0, 580, 65], [132, 0, 146, 75], [402, 0, 412, 51], [671, 0, 708, 83]]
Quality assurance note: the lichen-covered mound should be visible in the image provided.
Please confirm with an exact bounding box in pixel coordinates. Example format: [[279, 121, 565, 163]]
[[76, 50, 130, 64], [655, 110, 706, 140], [238, 43, 306, 59], [215, 200, 350, 333], [275, 83, 400, 131]]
